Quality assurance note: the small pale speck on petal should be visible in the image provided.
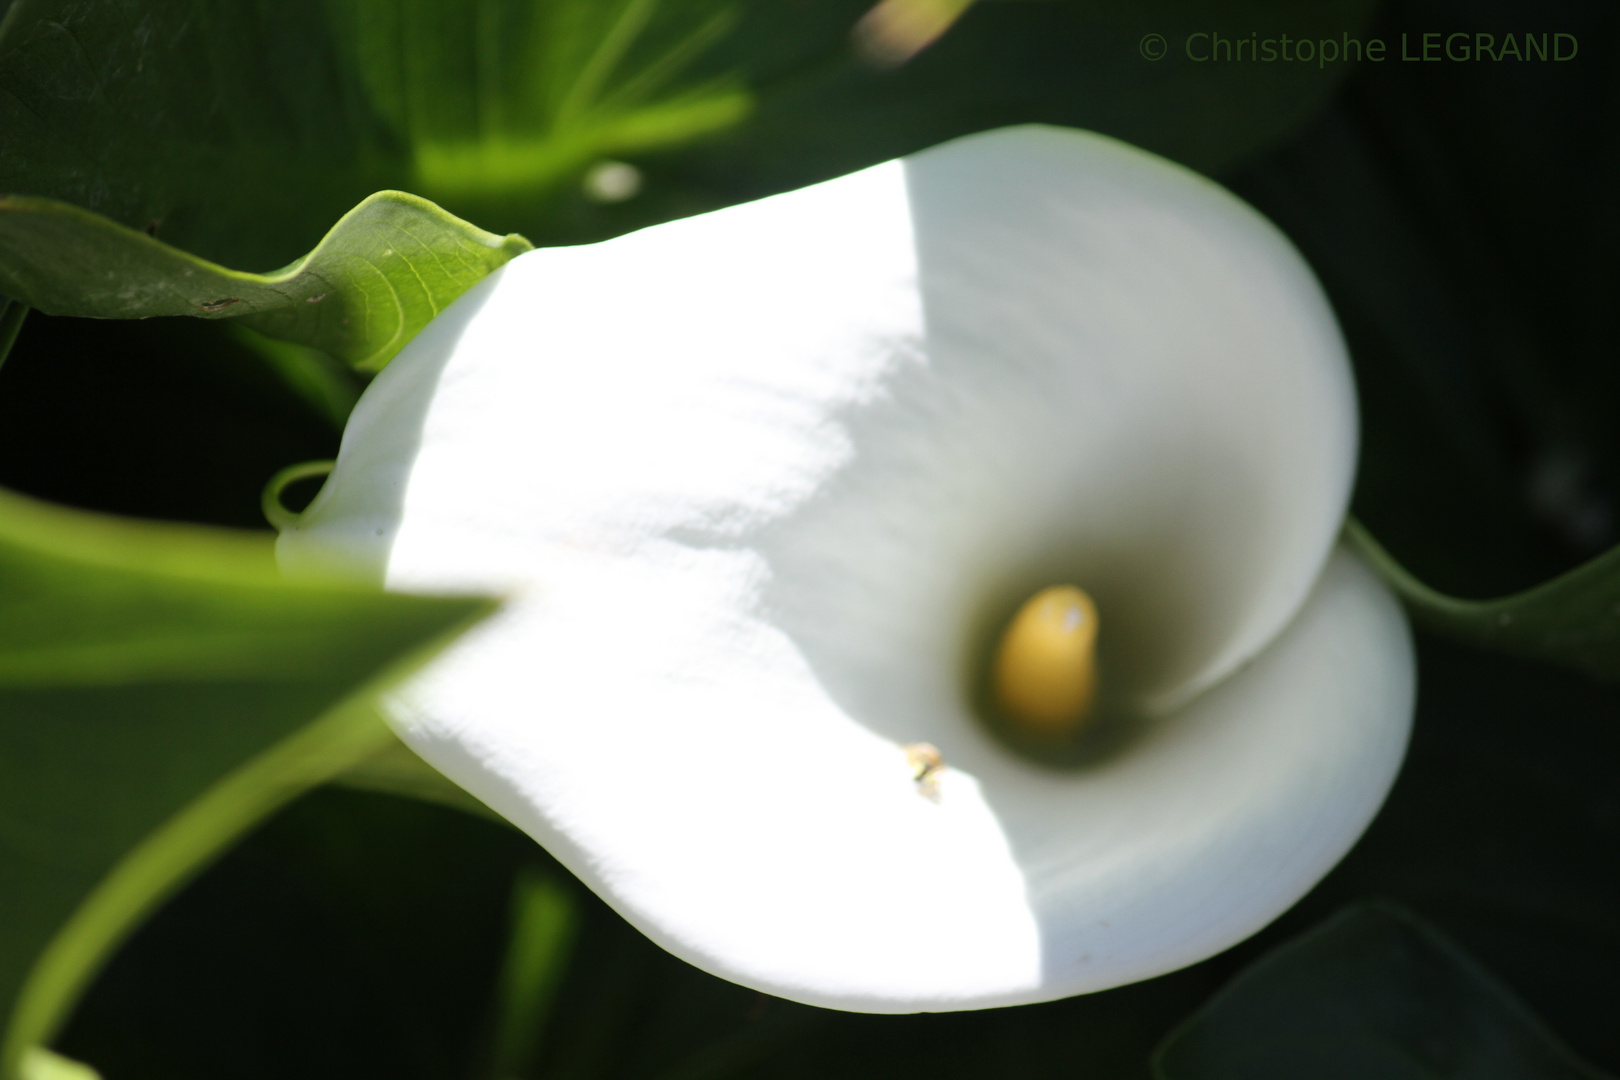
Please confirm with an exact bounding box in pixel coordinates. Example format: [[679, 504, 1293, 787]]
[[903, 742, 944, 799]]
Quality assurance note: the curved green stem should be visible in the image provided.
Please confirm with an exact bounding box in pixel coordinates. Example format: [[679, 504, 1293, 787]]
[[1347, 517, 1620, 681], [261, 460, 336, 532]]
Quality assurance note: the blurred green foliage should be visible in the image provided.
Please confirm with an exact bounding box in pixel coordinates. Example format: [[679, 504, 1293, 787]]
[[0, 490, 491, 1078], [0, 0, 1376, 271]]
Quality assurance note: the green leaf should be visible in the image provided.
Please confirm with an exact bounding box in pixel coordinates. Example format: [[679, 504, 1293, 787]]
[[1154, 902, 1613, 1080], [0, 487, 494, 1080], [0, 191, 530, 373], [1349, 519, 1620, 681], [0, 0, 1378, 276]]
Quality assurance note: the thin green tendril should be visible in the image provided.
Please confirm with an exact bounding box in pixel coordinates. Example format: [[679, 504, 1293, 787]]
[[261, 459, 336, 531]]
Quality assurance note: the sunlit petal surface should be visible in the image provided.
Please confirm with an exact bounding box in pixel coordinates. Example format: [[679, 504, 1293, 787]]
[[280, 126, 1414, 1011]]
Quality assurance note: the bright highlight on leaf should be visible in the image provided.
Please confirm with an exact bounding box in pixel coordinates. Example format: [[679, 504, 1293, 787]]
[[18, 1048, 100, 1080], [992, 585, 1099, 739], [0, 191, 532, 374]]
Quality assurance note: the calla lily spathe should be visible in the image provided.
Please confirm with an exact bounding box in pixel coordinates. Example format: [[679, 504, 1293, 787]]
[[277, 126, 1415, 1012]]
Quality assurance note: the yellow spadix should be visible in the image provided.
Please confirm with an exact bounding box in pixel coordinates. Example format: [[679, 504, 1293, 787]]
[[992, 585, 1099, 737]]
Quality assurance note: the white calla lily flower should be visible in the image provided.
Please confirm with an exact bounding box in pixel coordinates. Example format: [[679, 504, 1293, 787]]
[[277, 125, 1415, 1012]]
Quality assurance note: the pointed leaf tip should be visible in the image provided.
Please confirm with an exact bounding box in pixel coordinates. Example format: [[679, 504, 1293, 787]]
[[0, 192, 531, 374]]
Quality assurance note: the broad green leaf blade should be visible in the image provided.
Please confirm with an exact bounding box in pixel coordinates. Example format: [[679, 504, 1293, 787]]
[[0, 191, 529, 373], [1349, 519, 1620, 681], [0, 487, 494, 1080], [0, 0, 1377, 275], [1155, 903, 1612, 1080]]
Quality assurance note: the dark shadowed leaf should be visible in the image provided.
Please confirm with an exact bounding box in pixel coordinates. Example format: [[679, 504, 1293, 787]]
[[1154, 903, 1613, 1080]]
